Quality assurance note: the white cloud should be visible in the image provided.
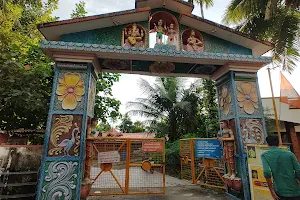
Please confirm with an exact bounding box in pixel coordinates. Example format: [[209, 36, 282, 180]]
[[53, 0, 135, 20]]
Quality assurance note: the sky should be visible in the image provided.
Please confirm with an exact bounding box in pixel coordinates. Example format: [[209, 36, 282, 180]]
[[52, 0, 300, 123]]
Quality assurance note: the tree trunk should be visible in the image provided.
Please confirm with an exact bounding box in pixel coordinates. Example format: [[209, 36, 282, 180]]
[[168, 112, 178, 142], [200, 1, 204, 18], [265, 0, 280, 20]]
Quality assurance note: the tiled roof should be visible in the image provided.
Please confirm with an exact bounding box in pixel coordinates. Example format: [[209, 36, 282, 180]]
[[103, 129, 156, 138], [37, 7, 151, 29], [136, 0, 194, 8], [179, 13, 273, 48], [40, 41, 272, 63], [0, 129, 45, 135]]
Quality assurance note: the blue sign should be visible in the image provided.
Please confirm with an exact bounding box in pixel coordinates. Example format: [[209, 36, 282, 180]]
[[195, 139, 221, 159]]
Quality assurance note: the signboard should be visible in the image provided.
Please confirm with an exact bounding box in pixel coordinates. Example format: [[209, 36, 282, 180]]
[[247, 145, 289, 200], [195, 139, 221, 159], [98, 151, 120, 164], [142, 142, 163, 152]]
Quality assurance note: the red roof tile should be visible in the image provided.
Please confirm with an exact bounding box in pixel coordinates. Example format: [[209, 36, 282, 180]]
[[103, 129, 156, 139]]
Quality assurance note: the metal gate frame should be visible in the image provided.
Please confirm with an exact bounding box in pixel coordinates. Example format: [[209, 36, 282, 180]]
[[180, 138, 226, 190], [85, 138, 166, 196]]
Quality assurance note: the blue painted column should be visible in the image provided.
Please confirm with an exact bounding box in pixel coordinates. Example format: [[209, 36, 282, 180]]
[[36, 62, 97, 200], [215, 71, 267, 200]]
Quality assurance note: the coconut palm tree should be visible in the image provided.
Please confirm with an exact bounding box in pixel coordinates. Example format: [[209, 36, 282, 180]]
[[188, 0, 214, 18], [127, 77, 200, 141], [223, 0, 300, 73]]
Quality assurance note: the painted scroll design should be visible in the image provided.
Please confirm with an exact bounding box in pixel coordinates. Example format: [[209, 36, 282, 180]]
[[48, 115, 80, 156], [241, 118, 264, 147], [42, 161, 78, 200]]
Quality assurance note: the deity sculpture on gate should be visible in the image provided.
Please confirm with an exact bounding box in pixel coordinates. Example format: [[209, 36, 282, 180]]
[[123, 23, 145, 48], [87, 118, 101, 139], [219, 120, 236, 180], [150, 19, 167, 44], [183, 29, 204, 52], [166, 23, 177, 46], [187, 30, 203, 52]]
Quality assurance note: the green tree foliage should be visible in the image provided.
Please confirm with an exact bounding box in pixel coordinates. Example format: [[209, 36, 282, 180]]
[[118, 114, 147, 133], [223, 0, 300, 72], [97, 122, 112, 133], [118, 113, 134, 133], [197, 79, 219, 137], [0, 1, 58, 131], [70, 1, 88, 19], [132, 121, 146, 133], [145, 119, 168, 138], [127, 77, 208, 141], [94, 73, 122, 123]]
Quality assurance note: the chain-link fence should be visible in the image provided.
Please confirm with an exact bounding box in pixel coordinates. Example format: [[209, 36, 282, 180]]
[[180, 138, 225, 190], [86, 138, 165, 196]]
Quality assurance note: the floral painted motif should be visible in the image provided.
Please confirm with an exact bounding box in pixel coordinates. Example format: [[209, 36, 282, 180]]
[[236, 82, 259, 115], [48, 115, 81, 157], [56, 73, 85, 110], [219, 85, 232, 116], [42, 161, 78, 200]]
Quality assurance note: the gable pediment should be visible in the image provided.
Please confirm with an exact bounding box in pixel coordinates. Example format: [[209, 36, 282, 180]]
[[38, 3, 272, 56]]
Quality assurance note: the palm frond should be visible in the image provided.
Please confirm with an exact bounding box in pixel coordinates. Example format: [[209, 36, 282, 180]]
[[127, 109, 162, 119], [224, 1, 300, 73], [174, 101, 192, 113], [194, 0, 214, 8], [223, 0, 267, 25]]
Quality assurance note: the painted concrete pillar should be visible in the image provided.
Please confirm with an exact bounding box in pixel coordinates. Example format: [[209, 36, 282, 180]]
[[285, 121, 300, 162], [36, 62, 97, 200], [215, 70, 267, 200]]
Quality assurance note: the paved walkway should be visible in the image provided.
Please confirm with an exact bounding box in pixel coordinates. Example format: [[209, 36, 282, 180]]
[[89, 173, 230, 200]]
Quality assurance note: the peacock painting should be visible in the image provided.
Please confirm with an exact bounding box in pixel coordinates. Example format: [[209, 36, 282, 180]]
[[48, 115, 81, 156], [57, 123, 80, 156]]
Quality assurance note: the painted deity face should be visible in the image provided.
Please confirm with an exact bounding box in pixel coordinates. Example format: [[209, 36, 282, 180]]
[[158, 19, 163, 26], [220, 121, 228, 129], [191, 30, 196, 36], [170, 24, 174, 29], [132, 24, 137, 30], [91, 119, 98, 127], [127, 28, 132, 35]]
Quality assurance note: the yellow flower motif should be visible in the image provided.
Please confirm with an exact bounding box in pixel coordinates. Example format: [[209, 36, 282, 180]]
[[56, 73, 85, 110], [219, 86, 231, 115], [236, 82, 258, 114]]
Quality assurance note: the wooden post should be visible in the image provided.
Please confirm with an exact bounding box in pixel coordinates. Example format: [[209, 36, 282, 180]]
[[180, 140, 183, 180], [84, 140, 92, 178], [267, 67, 282, 145], [125, 139, 130, 194], [162, 139, 166, 193], [190, 139, 196, 184]]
